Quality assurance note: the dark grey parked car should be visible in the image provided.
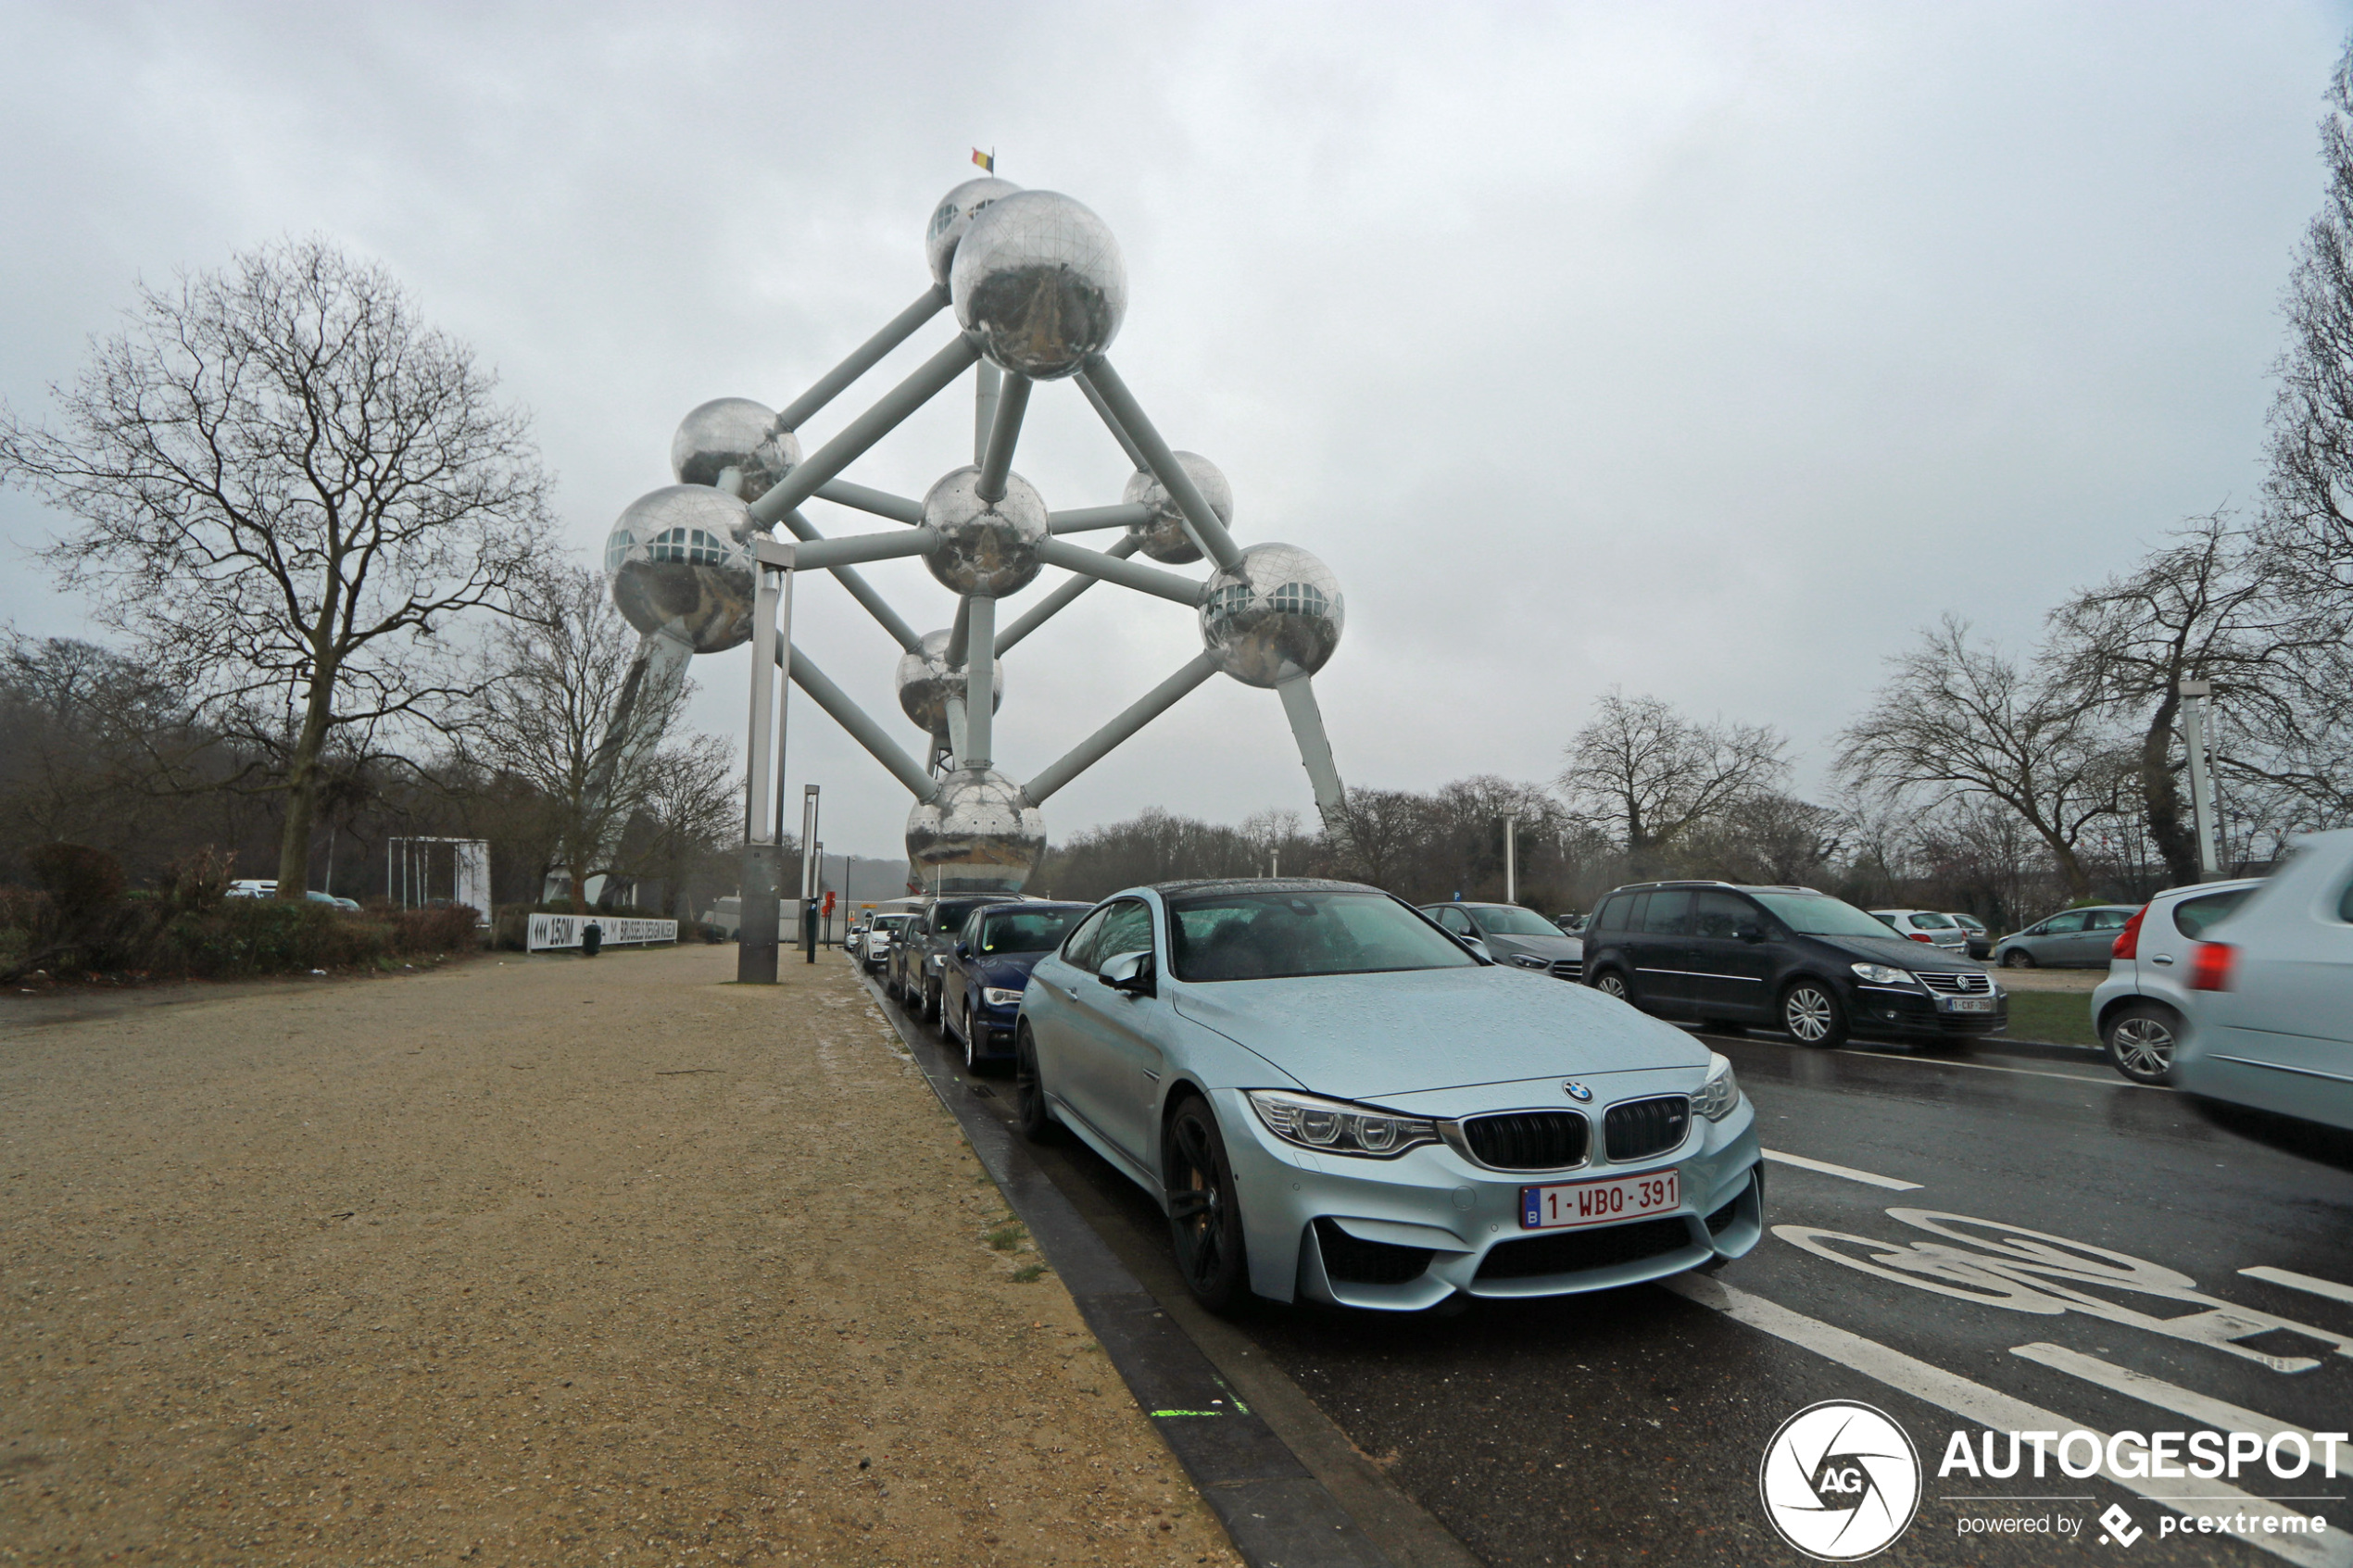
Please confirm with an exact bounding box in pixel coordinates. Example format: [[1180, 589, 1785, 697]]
[[886, 893, 1023, 1021], [1990, 905, 2138, 969], [1418, 901, 1584, 978]]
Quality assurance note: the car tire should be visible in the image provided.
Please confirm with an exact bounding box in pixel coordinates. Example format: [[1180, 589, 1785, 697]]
[[963, 1003, 983, 1073], [2102, 1001, 2180, 1085], [924, 979, 941, 1025], [1164, 1095, 1251, 1315], [1013, 1024, 1061, 1144], [1781, 980, 1848, 1047], [2001, 949, 2035, 969], [1592, 970, 1633, 1003]]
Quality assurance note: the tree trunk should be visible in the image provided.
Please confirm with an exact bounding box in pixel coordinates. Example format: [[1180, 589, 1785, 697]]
[[2045, 835, 2093, 901], [273, 663, 338, 898], [2137, 690, 2200, 886]]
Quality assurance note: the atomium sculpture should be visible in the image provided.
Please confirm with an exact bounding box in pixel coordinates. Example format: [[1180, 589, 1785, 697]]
[[583, 174, 1347, 917]]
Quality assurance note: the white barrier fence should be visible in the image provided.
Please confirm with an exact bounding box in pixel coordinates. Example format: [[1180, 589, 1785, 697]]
[[527, 913, 679, 952]]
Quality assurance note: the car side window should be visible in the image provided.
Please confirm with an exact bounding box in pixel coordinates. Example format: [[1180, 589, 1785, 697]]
[[1061, 907, 1112, 968], [1692, 890, 1756, 940], [1623, 892, 1652, 932], [2042, 911, 2088, 935], [1435, 907, 1473, 935], [1642, 889, 1692, 935], [2173, 889, 2249, 939], [1594, 895, 1629, 932], [1092, 899, 1155, 968], [2085, 909, 2129, 931]]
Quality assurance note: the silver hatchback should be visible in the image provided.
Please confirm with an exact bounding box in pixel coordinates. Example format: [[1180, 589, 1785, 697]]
[[2089, 879, 2262, 1084], [1991, 905, 2140, 969]]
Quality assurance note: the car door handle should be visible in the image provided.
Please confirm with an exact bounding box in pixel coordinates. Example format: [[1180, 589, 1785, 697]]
[[1063, 984, 1079, 999], [2151, 954, 2174, 965]]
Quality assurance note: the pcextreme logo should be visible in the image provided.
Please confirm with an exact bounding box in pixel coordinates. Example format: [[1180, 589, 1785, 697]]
[[1759, 1400, 1923, 1562]]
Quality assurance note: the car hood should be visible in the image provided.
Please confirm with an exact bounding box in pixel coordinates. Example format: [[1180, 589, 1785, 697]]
[[975, 953, 1050, 985], [1810, 934, 1983, 972], [1171, 966, 1707, 1098], [1483, 932, 1583, 963]]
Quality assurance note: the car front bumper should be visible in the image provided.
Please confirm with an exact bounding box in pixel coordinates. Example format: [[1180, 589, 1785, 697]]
[[1847, 983, 2007, 1040], [1213, 1084, 1764, 1311]]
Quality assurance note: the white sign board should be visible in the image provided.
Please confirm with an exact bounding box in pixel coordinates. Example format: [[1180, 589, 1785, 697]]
[[527, 913, 678, 952]]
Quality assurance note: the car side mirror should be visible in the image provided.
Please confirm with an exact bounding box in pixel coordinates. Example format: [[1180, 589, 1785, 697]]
[[1463, 936, 1491, 960], [954, 941, 970, 959], [1098, 950, 1154, 996]]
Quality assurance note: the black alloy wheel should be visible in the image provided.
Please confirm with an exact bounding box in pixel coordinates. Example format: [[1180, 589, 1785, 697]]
[[2102, 1001, 2180, 1085], [963, 1002, 983, 1073], [1164, 1097, 1250, 1314], [1013, 1025, 1060, 1143], [1593, 971, 1632, 1002], [1781, 980, 1848, 1047], [2002, 948, 2036, 969]]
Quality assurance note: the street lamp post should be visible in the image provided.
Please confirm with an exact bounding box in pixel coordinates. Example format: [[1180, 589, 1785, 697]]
[[800, 785, 822, 962], [2180, 679, 2221, 879], [1504, 813, 1518, 906], [737, 540, 795, 984]]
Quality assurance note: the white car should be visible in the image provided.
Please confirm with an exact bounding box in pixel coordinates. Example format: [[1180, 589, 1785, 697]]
[[860, 912, 909, 972], [2089, 878, 2263, 1084], [1869, 909, 1971, 956], [2171, 829, 2353, 1130]]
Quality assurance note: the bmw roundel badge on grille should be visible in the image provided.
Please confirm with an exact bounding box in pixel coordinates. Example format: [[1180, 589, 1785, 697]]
[[1563, 1081, 1593, 1101]]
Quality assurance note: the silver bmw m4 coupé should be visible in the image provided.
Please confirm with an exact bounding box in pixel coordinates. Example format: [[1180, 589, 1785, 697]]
[[1013, 879, 1766, 1312]]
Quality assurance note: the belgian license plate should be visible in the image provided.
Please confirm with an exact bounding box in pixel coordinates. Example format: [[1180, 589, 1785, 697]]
[[1521, 1170, 1679, 1231], [1944, 996, 1994, 1013]]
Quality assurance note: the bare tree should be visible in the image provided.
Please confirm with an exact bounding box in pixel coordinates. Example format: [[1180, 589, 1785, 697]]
[[2044, 513, 2331, 885], [1556, 691, 1787, 862], [0, 240, 554, 899], [469, 565, 692, 910], [2266, 39, 2353, 609], [634, 734, 741, 919], [1835, 617, 2129, 899]]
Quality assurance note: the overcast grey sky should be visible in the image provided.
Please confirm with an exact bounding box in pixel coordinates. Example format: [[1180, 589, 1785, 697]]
[[3, 2, 2347, 862]]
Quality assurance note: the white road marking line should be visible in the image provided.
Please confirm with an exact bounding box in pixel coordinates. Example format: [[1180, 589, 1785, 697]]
[[2245, 1267, 2353, 1308], [1705, 1030, 2166, 1088], [2011, 1343, 2322, 1446], [1760, 1148, 1922, 1191], [1665, 1274, 2349, 1568]]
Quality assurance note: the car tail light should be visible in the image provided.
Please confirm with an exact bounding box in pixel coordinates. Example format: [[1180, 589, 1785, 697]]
[[2189, 941, 2235, 992], [1908, 932, 1932, 943], [2113, 905, 2147, 960]]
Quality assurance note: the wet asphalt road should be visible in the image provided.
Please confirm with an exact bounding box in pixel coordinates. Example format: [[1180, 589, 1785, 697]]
[[871, 971, 2353, 1567]]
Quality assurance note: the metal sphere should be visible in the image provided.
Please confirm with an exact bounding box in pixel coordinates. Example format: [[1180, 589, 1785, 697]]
[[670, 397, 799, 495], [904, 769, 1046, 895], [1122, 451, 1231, 566], [920, 465, 1049, 596], [604, 486, 761, 653], [925, 177, 1022, 289], [950, 190, 1126, 380], [895, 629, 1006, 737], [1199, 543, 1345, 688]]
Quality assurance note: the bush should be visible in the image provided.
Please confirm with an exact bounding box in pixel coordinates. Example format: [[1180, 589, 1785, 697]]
[[30, 843, 123, 926], [157, 899, 388, 978], [391, 904, 481, 954]]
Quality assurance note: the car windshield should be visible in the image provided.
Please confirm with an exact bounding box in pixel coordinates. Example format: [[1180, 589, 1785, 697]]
[[1170, 891, 1478, 982], [977, 908, 1082, 955], [1752, 893, 1903, 939], [1469, 906, 1562, 936], [930, 898, 1004, 933], [873, 915, 907, 931], [1908, 911, 1958, 930]]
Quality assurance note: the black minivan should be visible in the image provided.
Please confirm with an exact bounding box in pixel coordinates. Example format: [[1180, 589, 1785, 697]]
[[1580, 881, 2006, 1047]]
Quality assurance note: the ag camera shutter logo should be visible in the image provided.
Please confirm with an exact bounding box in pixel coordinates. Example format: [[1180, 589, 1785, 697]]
[[1759, 1400, 1922, 1561]]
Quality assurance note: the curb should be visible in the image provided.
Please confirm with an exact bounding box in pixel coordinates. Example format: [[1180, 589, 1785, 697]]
[[865, 975, 1395, 1568]]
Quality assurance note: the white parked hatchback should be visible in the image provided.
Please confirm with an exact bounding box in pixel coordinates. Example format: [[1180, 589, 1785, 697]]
[[2171, 828, 2353, 1130], [1869, 909, 1972, 956], [2089, 877, 2263, 1084]]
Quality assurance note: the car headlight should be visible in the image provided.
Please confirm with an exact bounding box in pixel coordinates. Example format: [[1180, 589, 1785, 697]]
[[1850, 962, 1915, 985], [1246, 1089, 1438, 1159], [1692, 1052, 1741, 1122], [982, 987, 1024, 1008], [1510, 953, 1548, 970], [926, 954, 943, 969]]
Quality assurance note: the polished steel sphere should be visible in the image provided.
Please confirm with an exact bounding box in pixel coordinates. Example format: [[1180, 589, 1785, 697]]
[[925, 177, 1022, 289], [950, 190, 1126, 380], [920, 464, 1048, 596], [1122, 451, 1231, 566], [904, 769, 1046, 894], [895, 629, 1006, 737], [604, 486, 761, 653], [670, 397, 799, 495], [1199, 543, 1345, 688]]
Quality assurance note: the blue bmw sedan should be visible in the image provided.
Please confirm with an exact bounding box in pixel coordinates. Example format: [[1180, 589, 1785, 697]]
[[1014, 878, 1765, 1313]]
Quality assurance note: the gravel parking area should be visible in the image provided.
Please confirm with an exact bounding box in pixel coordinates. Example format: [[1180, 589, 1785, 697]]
[[1, 946, 1237, 1567]]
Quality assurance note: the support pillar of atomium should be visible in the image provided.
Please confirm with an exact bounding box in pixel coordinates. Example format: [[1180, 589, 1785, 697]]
[[597, 172, 1351, 909]]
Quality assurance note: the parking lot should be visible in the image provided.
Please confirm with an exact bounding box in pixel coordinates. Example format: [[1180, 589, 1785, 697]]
[[874, 972, 2353, 1567]]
